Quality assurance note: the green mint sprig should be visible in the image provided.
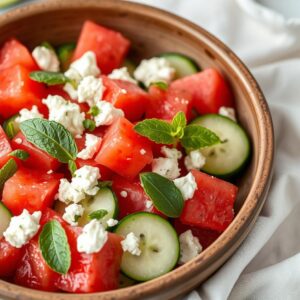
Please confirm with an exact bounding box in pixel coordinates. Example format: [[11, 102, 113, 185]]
[[134, 112, 221, 150]]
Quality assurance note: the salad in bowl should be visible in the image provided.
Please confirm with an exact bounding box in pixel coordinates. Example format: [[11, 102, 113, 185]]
[[0, 20, 250, 293]]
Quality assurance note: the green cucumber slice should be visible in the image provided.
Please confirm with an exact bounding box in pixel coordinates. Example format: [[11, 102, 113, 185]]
[[0, 202, 12, 237], [79, 188, 118, 227], [115, 212, 179, 281], [191, 114, 251, 177], [159, 52, 200, 78], [57, 43, 76, 71], [3, 114, 20, 139], [122, 58, 136, 77]]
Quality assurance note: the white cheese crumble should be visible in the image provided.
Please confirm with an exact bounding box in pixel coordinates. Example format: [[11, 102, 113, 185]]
[[3, 209, 41, 248], [77, 219, 108, 254], [77, 76, 105, 107], [152, 157, 181, 180], [63, 68, 82, 100], [47, 170, 53, 174], [93, 101, 124, 127], [120, 191, 128, 198], [108, 67, 137, 84], [15, 105, 43, 123], [140, 149, 146, 155], [106, 218, 119, 227], [62, 203, 84, 226], [14, 138, 22, 145], [184, 150, 206, 171], [58, 165, 101, 204], [42, 95, 85, 136], [179, 230, 202, 264], [134, 57, 175, 87], [218, 106, 236, 122], [173, 172, 197, 200], [121, 232, 141, 256], [32, 46, 60, 72], [161, 146, 182, 160], [77, 134, 102, 160], [70, 51, 100, 78], [145, 200, 153, 210]]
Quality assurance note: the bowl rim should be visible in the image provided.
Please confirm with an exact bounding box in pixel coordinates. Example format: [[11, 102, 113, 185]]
[[0, 0, 274, 299]]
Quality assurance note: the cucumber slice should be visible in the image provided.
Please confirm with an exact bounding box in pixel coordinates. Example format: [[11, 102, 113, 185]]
[[0, 202, 12, 237], [57, 43, 76, 71], [79, 188, 118, 227], [191, 114, 251, 177], [115, 212, 179, 281], [159, 52, 200, 78], [122, 58, 136, 77], [3, 114, 20, 139]]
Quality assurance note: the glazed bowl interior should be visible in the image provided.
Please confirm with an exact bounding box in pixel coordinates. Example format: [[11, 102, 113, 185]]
[[0, 0, 273, 299]]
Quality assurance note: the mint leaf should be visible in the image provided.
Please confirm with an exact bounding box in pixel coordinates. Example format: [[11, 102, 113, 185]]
[[39, 220, 71, 274], [140, 172, 184, 218], [181, 124, 221, 149], [83, 119, 96, 132], [9, 149, 29, 161], [171, 112, 186, 139], [88, 209, 108, 220], [88, 106, 100, 117], [134, 119, 175, 144], [68, 160, 77, 176], [20, 118, 77, 163], [149, 81, 168, 91], [57, 42, 76, 71], [30, 71, 69, 86], [0, 158, 18, 190]]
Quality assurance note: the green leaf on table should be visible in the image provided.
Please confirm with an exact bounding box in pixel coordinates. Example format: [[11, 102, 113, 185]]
[[0, 158, 18, 190], [181, 124, 221, 149], [30, 71, 69, 86], [20, 118, 77, 163], [68, 160, 77, 177], [39, 220, 71, 274], [134, 119, 175, 144], [9, 149, 29, 161], [88, 209, 108, 220], [140, 172, 184, 218], [171, 112, 186, 139]]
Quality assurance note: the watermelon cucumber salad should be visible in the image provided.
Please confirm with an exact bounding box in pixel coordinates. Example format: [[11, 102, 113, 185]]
[[0, 20, 250, 293]]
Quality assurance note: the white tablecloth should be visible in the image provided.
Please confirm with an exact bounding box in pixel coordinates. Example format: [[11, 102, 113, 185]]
[[132, 0, 300, 299], [2, 0, 300, 299]]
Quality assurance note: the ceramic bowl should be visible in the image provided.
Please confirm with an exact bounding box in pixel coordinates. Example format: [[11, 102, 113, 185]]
[[0, 0, 274, 299]]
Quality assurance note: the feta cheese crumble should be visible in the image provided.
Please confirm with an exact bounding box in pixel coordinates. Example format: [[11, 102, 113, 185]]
[[134, 57, 175, 87], [14, 138, 22, 145], [161, 146, 182, 160], [218, 106, 236, 122], [179, 230, 202, 264], [63, 203, 84, 226], [16, 105, 43, 123], [120, 191, 128, 198], [58, 165, 101, 204], [77, 76, 105, 107], [173, 172, 197, 200], [70, 51, 100, 78], [106, 218, 119, 227], [140, 149, 146, 155], [108, 67, 137, 84], [184, 150, 206, 171], [121, 232, 141, 256], [3, 209, 41, 248], [93, 101, 124, 127], [77, 219, 108, 254], [77, 134, 102, 160], [32, 46, 60, 72], [63, 68, 81, 100], [47, 170, 53, 174], [145, 200, 153, 210], [152, 157, 181, 180], [42, 95, 85, 136]]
